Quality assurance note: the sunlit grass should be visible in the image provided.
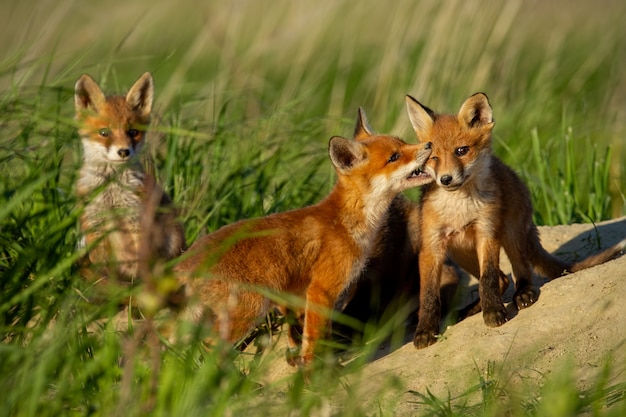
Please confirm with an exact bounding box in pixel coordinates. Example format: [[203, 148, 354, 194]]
[[1, 0, 625, 415]]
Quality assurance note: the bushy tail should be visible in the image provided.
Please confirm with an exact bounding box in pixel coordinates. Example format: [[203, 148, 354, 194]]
[[570, 238, 626, 273], [533, 238, 626, 279]]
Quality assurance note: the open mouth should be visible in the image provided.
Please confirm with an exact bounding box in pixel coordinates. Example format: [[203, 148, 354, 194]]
[[408, 168, 431, 180]]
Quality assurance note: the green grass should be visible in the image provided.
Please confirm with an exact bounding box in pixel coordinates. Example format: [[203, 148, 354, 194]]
[[1, 0, 626, 415]]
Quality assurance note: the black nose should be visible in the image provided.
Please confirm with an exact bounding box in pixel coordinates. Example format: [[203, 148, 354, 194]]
[[118, 149, 131, 158], [424, 142, 432, 149], [440, 175, 453, 186]]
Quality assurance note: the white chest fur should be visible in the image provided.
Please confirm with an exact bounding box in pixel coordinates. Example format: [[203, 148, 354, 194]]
[[78, 164, 145, 232], [427, 179, 497, 242]]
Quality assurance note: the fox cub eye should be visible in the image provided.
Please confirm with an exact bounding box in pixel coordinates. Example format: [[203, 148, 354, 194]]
[[455, 146, 469, 156], [127, 129, 140, 138], [98, 128, 111, 137], [388, 153, 400, 163]]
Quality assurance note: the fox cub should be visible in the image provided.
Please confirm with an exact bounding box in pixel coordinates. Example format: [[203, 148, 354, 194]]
[[175, 109, 433, 365], [75, 72, 185, 284], [333, 110, 461, 341], [405, 93, 626, 348]]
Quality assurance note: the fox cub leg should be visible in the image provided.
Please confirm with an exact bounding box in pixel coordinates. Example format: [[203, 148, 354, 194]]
[[299, 259, 355, 365], [414, 238, 447, 348], [475, 236, 508, 327], [503, 240, 539, 309], [415, 233, 510, 348], [300, 282, 338, 365]]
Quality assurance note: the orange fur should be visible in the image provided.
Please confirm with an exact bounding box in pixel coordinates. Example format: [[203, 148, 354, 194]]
[[405, 93, 626, 349], [175, 109, 434, 365], [278, 112, 462, 362], [334, 111, 462, 343], [75, 72, 185, 285]]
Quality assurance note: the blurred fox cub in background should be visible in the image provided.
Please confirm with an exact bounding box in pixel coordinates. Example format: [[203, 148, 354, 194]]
[[75, 72, 185, 284], [176, 109, 433, 366], [405, 93, 626, 349]]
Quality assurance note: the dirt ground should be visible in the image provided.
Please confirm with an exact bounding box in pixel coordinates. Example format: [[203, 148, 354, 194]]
[[257, 217, 626, 413]]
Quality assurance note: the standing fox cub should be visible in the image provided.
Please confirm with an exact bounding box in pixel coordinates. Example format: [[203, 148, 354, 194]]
[[75, 72, 185, 284], [175, 110, 433, 365], [405, 93, 626, 349]]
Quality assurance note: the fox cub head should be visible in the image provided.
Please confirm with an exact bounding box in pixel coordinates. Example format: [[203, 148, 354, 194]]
[[329, 108, 432, 196], [405, 93, 494, 191], [75, 72, 154, 164]]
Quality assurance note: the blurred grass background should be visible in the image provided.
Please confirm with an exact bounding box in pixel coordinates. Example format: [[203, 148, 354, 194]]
[[1, 0, 626, 416], [2, 0, 625, 224]]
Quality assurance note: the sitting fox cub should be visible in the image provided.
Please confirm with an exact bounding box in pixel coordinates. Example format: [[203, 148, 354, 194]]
[[75, 72, 185, 284], [405, 93, 626, 349], [175, 110, 433, 365]]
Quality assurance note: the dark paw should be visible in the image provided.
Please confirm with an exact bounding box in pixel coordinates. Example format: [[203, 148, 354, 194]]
[[513, 287, 538, 310], [285, 347, 301, 367], [413, 330, 439, 349], [483, 306, 507, 327]]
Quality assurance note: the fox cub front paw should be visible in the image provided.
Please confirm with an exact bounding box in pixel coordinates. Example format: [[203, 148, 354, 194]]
[[413, 329, 439, 349], [482, 306, 508, 327], [513, 287, 539, 310]]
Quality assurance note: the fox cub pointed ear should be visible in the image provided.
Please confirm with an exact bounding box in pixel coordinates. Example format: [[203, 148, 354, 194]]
[[74, 74, 106, 114], [329, 136, 366, 172], [405, 95, 435, 142], [458, 93, 494, 128], [125, 72, 154, 118], [353, 107, 375, 141]]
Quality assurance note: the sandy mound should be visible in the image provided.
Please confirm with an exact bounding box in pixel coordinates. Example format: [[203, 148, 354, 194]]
[[348, 217, 626, 413], [252, 217, 626, 413]]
